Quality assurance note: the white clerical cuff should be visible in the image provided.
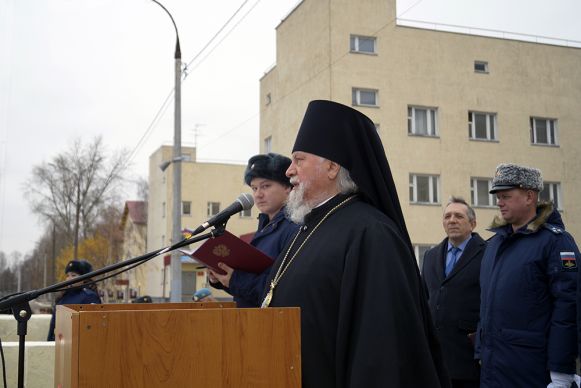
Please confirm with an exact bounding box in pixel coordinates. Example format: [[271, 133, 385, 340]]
[[547, 371, 575, 388]]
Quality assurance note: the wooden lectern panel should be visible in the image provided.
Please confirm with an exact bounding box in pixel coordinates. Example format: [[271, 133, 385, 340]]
[[54, 303, 301, 388]]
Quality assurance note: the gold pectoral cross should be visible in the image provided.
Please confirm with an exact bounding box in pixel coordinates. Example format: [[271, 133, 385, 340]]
[[261, 281, 274, 308]]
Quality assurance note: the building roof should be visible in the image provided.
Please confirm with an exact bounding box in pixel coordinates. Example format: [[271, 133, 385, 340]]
[[123, 201, 147, 225]]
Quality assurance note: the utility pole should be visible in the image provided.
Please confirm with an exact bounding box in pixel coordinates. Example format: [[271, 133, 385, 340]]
[[152, 0, 183, 302]]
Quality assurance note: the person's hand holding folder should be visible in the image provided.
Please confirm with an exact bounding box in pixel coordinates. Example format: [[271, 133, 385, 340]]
[[208, 262, 235, 288]]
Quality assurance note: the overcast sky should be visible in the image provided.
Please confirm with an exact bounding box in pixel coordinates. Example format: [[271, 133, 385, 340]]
[[1, 0, 580, 259]]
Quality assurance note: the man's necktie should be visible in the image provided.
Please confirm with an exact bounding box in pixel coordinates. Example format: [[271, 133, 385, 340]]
[[445, 247, 461, 277]]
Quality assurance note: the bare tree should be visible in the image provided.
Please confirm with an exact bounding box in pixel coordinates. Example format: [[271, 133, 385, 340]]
[[25, 137, 128, 259], [0, 251, 19, 298], [136, 176, 149, 202]]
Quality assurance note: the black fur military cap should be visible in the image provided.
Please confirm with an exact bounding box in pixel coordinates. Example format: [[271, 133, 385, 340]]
[[65, 259, 93, 276], [244, 153, 292, 187]]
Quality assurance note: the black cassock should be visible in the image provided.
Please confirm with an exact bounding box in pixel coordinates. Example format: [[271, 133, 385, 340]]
[[266, 194, 450, 388]]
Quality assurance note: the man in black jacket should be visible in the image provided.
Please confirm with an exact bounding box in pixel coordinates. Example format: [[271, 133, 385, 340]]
[[422, 197, 485, 388]]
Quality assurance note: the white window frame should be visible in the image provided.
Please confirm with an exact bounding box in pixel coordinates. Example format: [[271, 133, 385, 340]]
[[408, 106, 438, 137], [470, 178, 496, 207], [530, 117, 559, 146], [414, 244, 435, 269], [539, 182, 562, 210], [352, 88, 378, 107], [350, 35, 377, 54], [468, 111, 497, 141], [207, 202, 220, 217], [409, 174, 440, 204], [264, 136, 272, 153]]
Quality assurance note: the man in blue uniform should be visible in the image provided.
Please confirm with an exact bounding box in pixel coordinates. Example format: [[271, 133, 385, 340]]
[[47, 259, 101, 341], [209, 153, 299, 307], [477, 163, 578, 388], [422, 197, 485, 388]]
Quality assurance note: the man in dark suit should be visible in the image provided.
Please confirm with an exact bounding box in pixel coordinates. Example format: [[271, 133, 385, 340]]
[[422, 196, 486, 388]]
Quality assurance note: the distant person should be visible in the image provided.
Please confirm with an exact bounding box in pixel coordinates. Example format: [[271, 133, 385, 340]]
[[192, 288, 216, 302], [47, 259, 101, 341], [208, 153, 299, 307], [477, 163, 578, 387], [132, 295, 153, 303], [422, 197, 485, 388]]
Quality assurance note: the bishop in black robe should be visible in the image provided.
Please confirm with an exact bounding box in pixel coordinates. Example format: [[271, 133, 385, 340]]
[[263, 100, 450, 388]]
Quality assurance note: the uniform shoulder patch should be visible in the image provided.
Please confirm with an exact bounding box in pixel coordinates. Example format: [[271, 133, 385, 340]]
[[544, 224, 563, 234], [560, 251, 577, 270]]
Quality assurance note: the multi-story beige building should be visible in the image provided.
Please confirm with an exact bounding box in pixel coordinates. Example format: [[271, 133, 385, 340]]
[[119, 200, 147, 300], [260, 0, 581, 265], [146, 145, 257, 300]]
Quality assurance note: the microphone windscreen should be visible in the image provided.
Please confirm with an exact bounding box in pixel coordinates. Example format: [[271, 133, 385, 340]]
[[237, 193, 254, 210]]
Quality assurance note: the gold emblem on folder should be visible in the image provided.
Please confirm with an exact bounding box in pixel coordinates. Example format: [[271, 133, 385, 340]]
[[212, 244, 231, 257]]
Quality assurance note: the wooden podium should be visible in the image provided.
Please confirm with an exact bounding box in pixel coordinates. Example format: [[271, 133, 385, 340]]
[[54, 303, 301, 387]]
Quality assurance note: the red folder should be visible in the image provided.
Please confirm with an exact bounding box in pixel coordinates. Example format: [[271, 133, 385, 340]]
[[182, 231, 273, 275]]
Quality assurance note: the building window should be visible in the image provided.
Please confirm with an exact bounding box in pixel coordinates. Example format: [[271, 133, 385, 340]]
[[530, 117, 558, 146], [350, 35, 377, 54], [352, 88, 378, 107], [264, 136, 272, 153], [414, 244, 435, 269], [239, 208, 252, 218], [162, 202, 165, 218], [409, 174, 440, 204], [182, 201, 191, 216], [265, 93, 272, 106], [408, 106, 438, 137], [207, 202, 220, 217], [469, 111, 497, 141], [474, 61, 489, 73], [471, 178, 496, 207], [539, 182, 562, 210]]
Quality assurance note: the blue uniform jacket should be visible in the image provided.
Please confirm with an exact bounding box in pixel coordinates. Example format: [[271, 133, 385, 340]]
[[47, 287, 101, 341], [216, 208, 299, 307], [476, 203, 578, 387]]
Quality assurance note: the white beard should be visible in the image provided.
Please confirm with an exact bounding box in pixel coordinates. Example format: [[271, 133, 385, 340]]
[[285, 181, 313, 224]]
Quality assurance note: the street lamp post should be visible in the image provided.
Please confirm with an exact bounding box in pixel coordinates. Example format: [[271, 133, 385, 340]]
[[151, 0, 183, 302]]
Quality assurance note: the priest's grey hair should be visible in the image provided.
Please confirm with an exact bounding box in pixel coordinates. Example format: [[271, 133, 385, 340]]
[[336, 166, 358, 194]]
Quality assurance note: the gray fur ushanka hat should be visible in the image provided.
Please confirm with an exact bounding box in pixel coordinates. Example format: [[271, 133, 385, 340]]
[[489, 163, 543, 194]]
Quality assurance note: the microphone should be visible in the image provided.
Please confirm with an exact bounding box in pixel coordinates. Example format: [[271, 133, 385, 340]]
[[189, 193, 254, 236]]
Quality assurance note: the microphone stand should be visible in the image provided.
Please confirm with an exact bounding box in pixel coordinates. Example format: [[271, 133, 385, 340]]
[[0, 226, 226, 388]]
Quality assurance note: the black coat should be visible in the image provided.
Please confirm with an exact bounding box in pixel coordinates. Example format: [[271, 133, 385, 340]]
[[422, 233, 485, 381], [267, 194, 450, 388]]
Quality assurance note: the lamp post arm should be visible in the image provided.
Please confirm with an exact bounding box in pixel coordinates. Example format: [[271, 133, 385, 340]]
[[151, 0, 181, 59]]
